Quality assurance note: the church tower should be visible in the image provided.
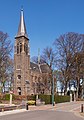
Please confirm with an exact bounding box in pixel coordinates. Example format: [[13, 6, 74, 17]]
[[14, 9, 30, 95]]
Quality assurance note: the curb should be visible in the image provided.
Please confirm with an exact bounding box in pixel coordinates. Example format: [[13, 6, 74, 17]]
[[0, 109, 27, 116]]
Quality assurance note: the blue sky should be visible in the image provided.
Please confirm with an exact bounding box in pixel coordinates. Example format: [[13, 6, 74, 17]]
[[0, 0, 84, 58]]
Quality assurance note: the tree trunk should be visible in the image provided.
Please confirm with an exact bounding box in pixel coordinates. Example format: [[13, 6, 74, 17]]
[[76, 77, 80, 99], [64, 81, 67, 95]]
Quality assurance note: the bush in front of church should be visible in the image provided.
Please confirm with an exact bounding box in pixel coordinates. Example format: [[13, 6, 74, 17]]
[[38, 94, 70, 104]]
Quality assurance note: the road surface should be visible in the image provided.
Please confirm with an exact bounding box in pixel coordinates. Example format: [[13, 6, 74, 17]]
[[0, 110, 84, 120]]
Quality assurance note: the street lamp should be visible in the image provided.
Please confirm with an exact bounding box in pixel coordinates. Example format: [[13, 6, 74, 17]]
[[82, 79, 84, 99]]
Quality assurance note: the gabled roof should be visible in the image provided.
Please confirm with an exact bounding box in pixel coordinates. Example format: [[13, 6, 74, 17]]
[[15, 9, 28, 39], [30, 62, 51, 74], [40, 63, 51, 73], [30, 62, 40, 72]]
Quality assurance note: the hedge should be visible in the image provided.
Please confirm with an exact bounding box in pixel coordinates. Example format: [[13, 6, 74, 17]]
[[0, 94, 70, 104], [38, 94, 52, 104], [54, 95, 70, 103], [0, 94, 36, 101], [38, 94, 70, 104]]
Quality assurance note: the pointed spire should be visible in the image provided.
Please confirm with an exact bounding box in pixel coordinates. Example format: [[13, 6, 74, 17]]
[[16, 8, 28, 39]]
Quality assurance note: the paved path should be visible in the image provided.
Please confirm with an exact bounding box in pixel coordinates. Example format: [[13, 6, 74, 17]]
[[52, 101, 84, 112], [29, 101, 84, 113]]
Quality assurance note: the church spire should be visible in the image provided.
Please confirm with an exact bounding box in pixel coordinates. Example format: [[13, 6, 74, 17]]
[[16, 9, 28, 39]]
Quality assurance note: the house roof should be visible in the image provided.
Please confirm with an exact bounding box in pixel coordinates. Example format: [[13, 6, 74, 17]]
[[40, 64, 51, 73], [30, 62, 40, 72], [30, 62, 51, 73]]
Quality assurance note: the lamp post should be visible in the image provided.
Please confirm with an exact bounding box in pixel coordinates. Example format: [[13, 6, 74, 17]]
[[82, 79, 84, 99]]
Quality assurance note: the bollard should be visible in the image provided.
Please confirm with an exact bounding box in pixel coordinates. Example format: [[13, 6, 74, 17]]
[[35, 100, 36, 106], [53, 102, 55, 106], [26, 103, 28, 110], [52, 101, 55, 106], [81, 104, 83, 113]]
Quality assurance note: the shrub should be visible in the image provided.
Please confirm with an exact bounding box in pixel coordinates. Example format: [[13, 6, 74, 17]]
[[3, 94, 10, 100], [28, 100, 35, 105], [27, 95, 36, 101], [55, 95, 70, 103], [0, 94, 3, 100], [38, 94, 70, 104], [39, 94, 52, 104], [0, 94, 36, 101], [13, 95, 26, 100], [0, 94, 15, 101]]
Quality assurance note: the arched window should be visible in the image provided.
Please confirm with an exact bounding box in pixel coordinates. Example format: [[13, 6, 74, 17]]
[[24, 43, 28, 55], [20, 43, 22, 53], [17, 43, 22, 54], [17, 75, 21, 79], [17, 43, 19, 54], [17, 87, 21, 95]]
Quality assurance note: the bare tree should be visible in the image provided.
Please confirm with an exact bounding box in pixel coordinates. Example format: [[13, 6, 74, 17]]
[[31, 47, 56, 70], [72, 52, 84, 98], [41, 46, 56, 94], [6, 58, 14, 91], [0, 31, 12, 93], [54, 32, 82, 95], [42, 47, 55, 69], [31, 56, 45, 64]]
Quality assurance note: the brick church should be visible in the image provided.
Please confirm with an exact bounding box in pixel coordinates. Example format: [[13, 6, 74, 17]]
[[14, 9, 51, 95]]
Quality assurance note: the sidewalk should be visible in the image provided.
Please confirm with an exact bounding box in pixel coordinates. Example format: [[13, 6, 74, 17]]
[[0, 104, 56, 116], [0, 108, 27, 116], [0, 104, 53, 116]]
